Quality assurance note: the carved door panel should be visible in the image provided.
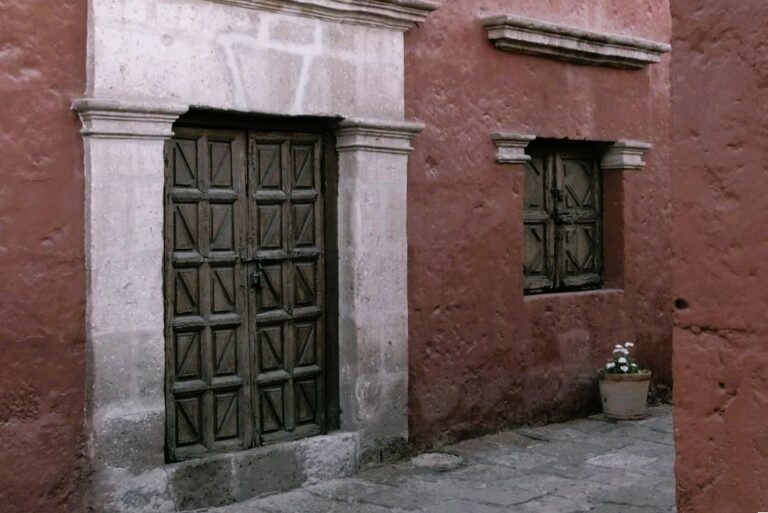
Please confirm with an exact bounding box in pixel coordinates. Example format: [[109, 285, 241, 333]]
[[165, 127, 329, 461], [249, 133, 325, 445], [164, 128, 251, 461]]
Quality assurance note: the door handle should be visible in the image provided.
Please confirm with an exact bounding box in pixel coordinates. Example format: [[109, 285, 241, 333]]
[[251, 265, 263, 288], [239, 251, 263, 288]]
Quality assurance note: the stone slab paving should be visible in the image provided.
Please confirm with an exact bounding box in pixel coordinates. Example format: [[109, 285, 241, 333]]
[[196, 406, 675, 513]]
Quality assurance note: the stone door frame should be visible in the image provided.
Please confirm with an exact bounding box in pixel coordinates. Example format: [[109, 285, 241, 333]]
[[73, 1, 435, 509]]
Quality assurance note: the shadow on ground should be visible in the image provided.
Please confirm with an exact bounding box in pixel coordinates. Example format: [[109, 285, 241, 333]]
[[197, 406, 675, 513]]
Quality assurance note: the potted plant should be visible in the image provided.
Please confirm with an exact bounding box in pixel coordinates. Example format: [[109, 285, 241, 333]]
[[598, 341, 652, 420]]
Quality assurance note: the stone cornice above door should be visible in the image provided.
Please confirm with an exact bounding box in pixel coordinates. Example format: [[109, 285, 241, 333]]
[[335, 118, 424, 154], [480, 14, 670, 69], [72, 98, 189, 139], [208, 0, 441, 31]]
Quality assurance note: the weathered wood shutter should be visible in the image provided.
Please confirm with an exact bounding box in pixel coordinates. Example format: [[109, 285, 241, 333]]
[[523, 150, 555, 291], [523, 142, 603, 294], [555, 148, 602, 288]]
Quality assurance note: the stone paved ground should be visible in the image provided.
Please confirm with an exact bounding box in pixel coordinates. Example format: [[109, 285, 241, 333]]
[[199, 406, 675, 513]]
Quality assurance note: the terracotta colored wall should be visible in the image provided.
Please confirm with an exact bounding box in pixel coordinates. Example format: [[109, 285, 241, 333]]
[[0, 1, 87, 512], [671, 2, 768, 511], [405, 0, 673, 447]]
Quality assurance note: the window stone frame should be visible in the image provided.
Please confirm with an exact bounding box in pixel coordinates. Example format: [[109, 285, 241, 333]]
[[491, 132, 652, 295]]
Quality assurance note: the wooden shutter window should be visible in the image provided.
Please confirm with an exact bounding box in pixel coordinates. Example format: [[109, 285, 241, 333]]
[[523, 151, 555, 291], [523, 142, 603, 294]]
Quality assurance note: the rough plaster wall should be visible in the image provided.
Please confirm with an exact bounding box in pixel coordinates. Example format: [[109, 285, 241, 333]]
[[0, 1, 87, 512], [671, 1, 768, 511], [405, 0, 672, 448]]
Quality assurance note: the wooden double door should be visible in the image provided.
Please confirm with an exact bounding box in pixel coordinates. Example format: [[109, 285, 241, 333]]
[[164, 125, 333, 461]]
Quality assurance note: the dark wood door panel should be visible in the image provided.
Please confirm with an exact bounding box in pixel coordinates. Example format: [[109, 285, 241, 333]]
[[165, 128, 251, 461], [165, 126, 330, 461], [248, 132, 325, 446]]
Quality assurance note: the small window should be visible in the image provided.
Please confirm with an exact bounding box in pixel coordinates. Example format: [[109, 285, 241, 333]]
[[523, 140, 603, 294]]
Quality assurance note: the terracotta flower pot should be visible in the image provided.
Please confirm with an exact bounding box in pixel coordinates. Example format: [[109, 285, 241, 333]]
[[598, 370, 652, 420]]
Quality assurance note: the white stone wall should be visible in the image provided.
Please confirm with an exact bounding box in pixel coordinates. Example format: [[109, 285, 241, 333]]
[[89, 0, 405, 119], [78, 0, 432, 510]]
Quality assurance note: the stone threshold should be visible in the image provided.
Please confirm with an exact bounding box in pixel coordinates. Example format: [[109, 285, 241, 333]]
[[170, 432, 358, 511]]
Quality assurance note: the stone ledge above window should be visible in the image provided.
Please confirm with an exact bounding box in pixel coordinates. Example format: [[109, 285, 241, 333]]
[[208, 0, 441, 31], [491, 133, 652, 171], [491, 132, 536, 164], [601, 140, 653, 170], [480, 15, 671, 69]]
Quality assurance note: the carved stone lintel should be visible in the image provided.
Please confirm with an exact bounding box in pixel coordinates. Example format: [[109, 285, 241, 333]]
[[491, 132, 536, 164], [208, 0, 440, 31], [480, 15, 671, 70], [335, 118, 424, 154], [72, 98, 189, 140], [602, 140, 653, 170]]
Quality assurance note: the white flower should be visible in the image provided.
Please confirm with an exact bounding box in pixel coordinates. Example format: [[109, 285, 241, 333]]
[[615, 344, 623, 349], [620, 366, 629, 372], [618, 357, 627, 364], [631, 363, 638, 368], [606, 362, 616, 369]]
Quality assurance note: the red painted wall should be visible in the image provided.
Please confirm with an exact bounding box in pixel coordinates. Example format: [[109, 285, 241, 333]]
[[0, 1, 87, 512], [671, 2, 768, 511], [405, 1, 673, 447]]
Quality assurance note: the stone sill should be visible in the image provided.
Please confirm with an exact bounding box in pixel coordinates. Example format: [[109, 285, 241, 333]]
[[480, 14, 671, 69], [208, 0, 441, 31], [524, 287, 624, 304], [166, 431, 359, 510]]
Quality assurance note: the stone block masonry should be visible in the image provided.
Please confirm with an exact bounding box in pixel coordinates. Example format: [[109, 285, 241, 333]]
[[76, 0, 431, 510]]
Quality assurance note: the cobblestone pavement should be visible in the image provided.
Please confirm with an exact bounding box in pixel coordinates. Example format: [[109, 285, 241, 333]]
[[200, 406, 675, 513]]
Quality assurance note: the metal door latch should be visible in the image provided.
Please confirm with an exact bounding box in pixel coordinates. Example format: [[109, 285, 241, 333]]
[[251, 265, 262, 288], [239, 251, 263, 288]]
